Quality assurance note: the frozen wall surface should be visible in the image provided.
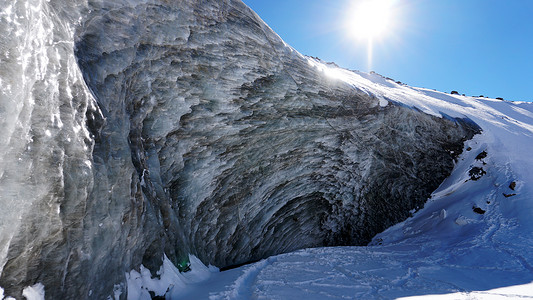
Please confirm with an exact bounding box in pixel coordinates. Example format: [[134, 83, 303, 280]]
[[0, 0, 480, 298]]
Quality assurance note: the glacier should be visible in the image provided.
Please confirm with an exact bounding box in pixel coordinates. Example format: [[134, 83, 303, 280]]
[[0, 0, 532, 299]]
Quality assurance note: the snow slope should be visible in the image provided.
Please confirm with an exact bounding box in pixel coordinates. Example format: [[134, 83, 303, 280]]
[[127, 62, 533, 299]]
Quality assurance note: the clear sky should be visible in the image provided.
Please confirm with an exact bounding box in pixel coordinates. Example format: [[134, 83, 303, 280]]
[[242, 0, 533, 102]]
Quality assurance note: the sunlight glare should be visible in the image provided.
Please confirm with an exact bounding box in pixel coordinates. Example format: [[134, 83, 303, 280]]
[[345, 0, 395, 41], [343, 0, 399, 70]]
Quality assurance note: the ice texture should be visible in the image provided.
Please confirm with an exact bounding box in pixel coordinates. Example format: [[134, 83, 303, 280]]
[[75, 0, 479, 272], [0, 0, 95, 298], [0, 0, 480, 298], [186, 105, 533, 299]]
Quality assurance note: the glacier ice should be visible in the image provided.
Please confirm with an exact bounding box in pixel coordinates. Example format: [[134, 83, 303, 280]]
[[0, 0, 95, 298], [0, 0, 481, 298]]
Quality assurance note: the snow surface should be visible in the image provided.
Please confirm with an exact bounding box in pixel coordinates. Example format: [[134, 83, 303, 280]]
[[0, 283, 45, 300], [127, 63, 533, 299], [127, 255, 217, 299], [21, 284, 44, 300]]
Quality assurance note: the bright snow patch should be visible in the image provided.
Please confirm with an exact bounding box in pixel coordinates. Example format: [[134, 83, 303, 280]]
[[126, 255, 216, 299], [397, 281, 533, 299], [22, 283, 45, 300], [0, 283, 45, 300]]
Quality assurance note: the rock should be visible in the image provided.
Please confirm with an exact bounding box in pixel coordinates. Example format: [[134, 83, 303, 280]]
[[509, 181, 516, 190], [473, 206, 486, 214], [469, 167, 486, 181], [475, 151, 487, 160]]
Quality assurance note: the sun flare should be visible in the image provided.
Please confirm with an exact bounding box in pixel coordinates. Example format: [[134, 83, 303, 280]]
[[345, 0, 395, 41]]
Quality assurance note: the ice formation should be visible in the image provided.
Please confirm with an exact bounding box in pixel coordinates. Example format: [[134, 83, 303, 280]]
[[0, 0, 486, 298]]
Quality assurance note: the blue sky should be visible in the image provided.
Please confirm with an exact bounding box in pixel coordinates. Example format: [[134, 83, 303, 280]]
[[242, 0, 533, 102]]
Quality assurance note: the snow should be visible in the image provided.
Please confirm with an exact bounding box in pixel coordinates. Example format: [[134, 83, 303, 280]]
[[397, 282, 533, 300], [126, 255, 216, 300], [21, 283, 44, 300], [0, 283, 44, 300], [126, 65, 533, 299]]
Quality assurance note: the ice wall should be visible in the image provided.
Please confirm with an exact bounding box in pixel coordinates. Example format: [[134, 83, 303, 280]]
[[75, 0, 480, 269], [0, 0, 95, 298], [0, 0, 480, 298]]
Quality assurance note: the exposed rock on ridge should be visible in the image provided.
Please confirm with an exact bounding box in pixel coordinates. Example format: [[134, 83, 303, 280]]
[[0, 0, 480, 298]]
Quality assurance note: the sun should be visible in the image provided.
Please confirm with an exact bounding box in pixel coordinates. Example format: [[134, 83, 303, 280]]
[[342, 0, 399, 70], [345, 0, 395, 41]]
